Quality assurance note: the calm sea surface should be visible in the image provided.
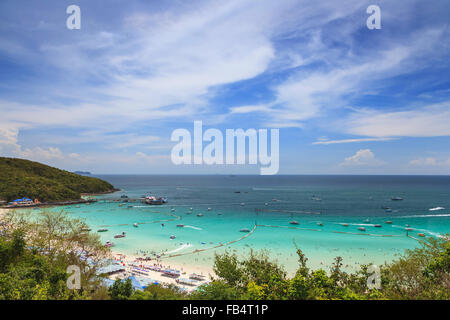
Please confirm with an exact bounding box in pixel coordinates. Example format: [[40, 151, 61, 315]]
[[32, 175, 450, 273]]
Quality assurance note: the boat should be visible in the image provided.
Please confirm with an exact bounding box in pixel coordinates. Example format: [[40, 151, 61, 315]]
[[170, 235, 176, 239], [392, 197, 403, 201], [197, 213, 203, 217], [240, 203, 245, 206], [317, 222, 323, 226], [358, 227, 366, 231], [133, 223, 138, 228], [374, 224, 382, 228], [176, 224, 184, 227], [207, 208, 212, 211], [418, 233, 425, 237], [289, 221, 299, 225], [240, 228, 250, 232], [364, 219, 370, 223], [105, 241, 115, 247], [144, 195, 168, 205], [340, 223, 349, 227], [385, 221, 392, 224], [120, 195, 128, 199], [405, 228, 413, 231], [171, 208, 175, 212], [114, 232, 126, 238], [97, 228, 108, 232]]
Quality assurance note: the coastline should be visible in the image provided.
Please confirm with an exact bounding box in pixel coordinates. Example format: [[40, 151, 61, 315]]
[[109, 249, 215, 290]]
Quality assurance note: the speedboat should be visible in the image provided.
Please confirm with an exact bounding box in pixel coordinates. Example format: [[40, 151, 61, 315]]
[[114, 232, 126, 238], [392, 197, 403, 201], [105, 241, 115, 247], [358, 227, 366, 231], [240, 228, 250, 232], [207, 208, 212, 211], [289, 221, 299, 225], [197, 213, 203, 217], [176, 224, 184, 227], [133, 223, 138, 228], [170, 235, 176, 239], [385, 221, 392, 224], [374, 224, 382, 228]]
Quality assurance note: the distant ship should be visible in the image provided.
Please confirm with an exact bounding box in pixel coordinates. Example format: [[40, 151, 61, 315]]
[[144, 195, 168, 205], [391, 197, 403, 201]]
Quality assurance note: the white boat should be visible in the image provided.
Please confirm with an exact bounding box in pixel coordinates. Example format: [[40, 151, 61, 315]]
[[240, 228, 250, 232], [133, 223, 138, 228], [358, 227, 366, 231], [197, 213, 203, 217]]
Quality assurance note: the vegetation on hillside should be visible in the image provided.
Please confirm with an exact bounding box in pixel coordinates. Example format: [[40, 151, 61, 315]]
[[0, 157, 115, 202]]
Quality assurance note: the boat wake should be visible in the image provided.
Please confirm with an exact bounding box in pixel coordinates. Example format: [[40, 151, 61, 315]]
[[429, 207, 445, 211], [165, 243, 192, 254], [184, 225, 202, 230], [396, 214, 450, 218]]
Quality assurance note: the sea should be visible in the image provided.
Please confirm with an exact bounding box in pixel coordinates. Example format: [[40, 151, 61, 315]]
[[28, 175, 450, 274]]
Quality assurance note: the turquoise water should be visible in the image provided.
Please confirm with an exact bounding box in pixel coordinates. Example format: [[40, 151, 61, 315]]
[[29, 175, 450, 273]]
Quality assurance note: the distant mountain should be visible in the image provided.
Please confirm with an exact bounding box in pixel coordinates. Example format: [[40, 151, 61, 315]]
[[0, 157, 116, 203]]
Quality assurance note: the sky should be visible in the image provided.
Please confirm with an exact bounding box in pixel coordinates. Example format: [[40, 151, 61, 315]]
[[0, 0, 450, 174]]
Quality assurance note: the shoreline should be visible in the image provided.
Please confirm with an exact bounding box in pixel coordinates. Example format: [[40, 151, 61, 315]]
[[0, 188, 119, 210], [109, 250, 215, 291]]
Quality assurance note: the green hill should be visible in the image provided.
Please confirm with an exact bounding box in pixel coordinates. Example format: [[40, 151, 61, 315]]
[[0, 157, 116, 203]]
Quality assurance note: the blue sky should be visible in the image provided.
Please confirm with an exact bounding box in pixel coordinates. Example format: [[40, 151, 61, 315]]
[[0, 0, 450, 174]]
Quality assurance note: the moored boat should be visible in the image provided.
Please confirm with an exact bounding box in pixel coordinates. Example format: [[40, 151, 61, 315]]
[[97, 228, 108, 232], [114, 232, 126, 238], [289, 221, 299, 225]]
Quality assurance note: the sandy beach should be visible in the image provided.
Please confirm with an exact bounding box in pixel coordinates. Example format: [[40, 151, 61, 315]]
[[109, 250, 215, 291], [0, 208, 9, 220]]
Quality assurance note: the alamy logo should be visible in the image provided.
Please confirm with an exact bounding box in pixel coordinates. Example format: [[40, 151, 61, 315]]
[[171, 121, 279, 175]]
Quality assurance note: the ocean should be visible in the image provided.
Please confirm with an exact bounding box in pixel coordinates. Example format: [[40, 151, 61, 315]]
[[30, 175, 450, 273]]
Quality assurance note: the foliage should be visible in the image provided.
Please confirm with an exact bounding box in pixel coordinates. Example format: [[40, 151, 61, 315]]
[[108, 279, 134, 300], [0, 209, 109, 300], [131, 284, 186, 300], [0, 157, 115, 202]]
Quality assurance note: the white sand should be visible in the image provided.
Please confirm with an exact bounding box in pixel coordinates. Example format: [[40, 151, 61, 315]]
[[109, 250, 215, 292], [0, 208, 9, 220]]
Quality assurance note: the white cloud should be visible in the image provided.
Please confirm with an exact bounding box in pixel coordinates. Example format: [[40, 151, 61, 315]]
[[313, 137, 395, 145], [409, 157, 450, 166], [344, 102, 450, 138], [340, 149, 385, 167]]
